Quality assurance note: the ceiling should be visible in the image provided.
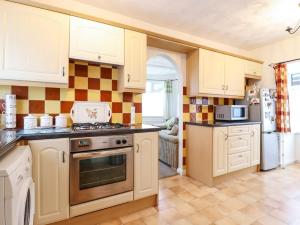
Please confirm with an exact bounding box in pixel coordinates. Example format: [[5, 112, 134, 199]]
[[74, 0, 300, 50]]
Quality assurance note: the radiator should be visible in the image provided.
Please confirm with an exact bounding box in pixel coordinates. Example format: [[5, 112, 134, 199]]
[[159, 138, 178, 168]]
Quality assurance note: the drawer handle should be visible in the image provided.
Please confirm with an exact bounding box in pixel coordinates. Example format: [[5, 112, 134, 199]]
[[251, 131, 254, 136], [238, 155, 243, 158], [238, 137, 243, 140]]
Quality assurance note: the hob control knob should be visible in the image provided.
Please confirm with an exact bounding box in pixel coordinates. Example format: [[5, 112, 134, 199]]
[[122, 139, 127, 144], [116, 140, 121, 144]]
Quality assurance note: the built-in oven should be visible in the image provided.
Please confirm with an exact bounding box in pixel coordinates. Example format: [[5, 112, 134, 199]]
[[70, 135, 133, 206]]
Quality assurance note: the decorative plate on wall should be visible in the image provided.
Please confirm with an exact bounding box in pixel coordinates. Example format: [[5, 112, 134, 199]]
[[70, 102, 111, 123]]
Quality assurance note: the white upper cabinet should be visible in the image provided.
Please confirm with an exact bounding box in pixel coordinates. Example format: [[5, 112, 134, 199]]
[[187, 49, 245, 98], [0, 1, 69, 85], [199, 49, 225, 95], [70, 16, 124, 65], [118, 30, 147, 92], [244, 60, 262, 79], [224, 55, 245, 97]]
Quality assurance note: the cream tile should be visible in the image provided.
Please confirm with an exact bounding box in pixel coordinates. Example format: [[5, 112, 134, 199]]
[[0, 86, 11, 97], [88, 90, 100, 101], [60, 89, 75, 101], [123, 102, 132, 113], [45, 100, 60, 114], [112, 91, 122, 102], [69, 63, 75, 76], [88, 65, 100, 78], [28, 86, 45, 100], [111, 113, 123, 123], [75, 76, 88, 89], [16, 100, 29, 114], [100, 79, 112, 91]]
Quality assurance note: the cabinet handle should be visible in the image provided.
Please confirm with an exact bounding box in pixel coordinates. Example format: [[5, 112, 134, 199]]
[[62, 151, 66, 163], [62, 67, 65, 77], [128, 74, 130, 82], [225, 134, 228, 140], [222, 85, 225, 90], [251, 131, 254, 136], [98, 55, 101, 60], [136, 144, 139, 153]]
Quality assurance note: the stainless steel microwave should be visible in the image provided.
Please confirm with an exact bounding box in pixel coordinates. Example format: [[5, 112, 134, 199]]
[[215, 105, 248, 121]]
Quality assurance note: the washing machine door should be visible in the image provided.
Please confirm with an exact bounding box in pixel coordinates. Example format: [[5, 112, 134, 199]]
[[17, 177, 35, 225]]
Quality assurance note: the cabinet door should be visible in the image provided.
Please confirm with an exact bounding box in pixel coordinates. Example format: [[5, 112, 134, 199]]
[[0, 1, 69, 85], [134, 132, 158, 200], [213, 127, 228, 177], [199, 49, 225, 95], [250, 124, 261, 165], [123, 29, 147, 90], [245, 61, 262, 78], [29, 139, 69, 225], [225, 56, 245, 97], [70, 16, 124, 65]]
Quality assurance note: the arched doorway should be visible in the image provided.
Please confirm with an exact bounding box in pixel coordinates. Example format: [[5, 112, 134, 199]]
[[143, 50, 184, 179]]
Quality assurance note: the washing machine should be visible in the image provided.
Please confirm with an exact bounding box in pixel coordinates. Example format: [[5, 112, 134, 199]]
[[0, 145, 35, 225]]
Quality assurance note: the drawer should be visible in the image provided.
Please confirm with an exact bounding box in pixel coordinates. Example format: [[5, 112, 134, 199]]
[[228, 125, 250, 136], [228, 134, 251, 154], [228, 151, 251, 173]]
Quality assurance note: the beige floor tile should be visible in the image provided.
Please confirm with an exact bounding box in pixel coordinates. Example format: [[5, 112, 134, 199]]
[[257, 215, 287, 225], [186, 213, 211, 225]]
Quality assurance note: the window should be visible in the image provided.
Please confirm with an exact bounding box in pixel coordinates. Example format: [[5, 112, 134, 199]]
[[290, 73, 300, 86], [142, 80, 165, 117]]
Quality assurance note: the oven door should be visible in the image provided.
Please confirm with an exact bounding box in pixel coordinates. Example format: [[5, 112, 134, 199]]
[[70, 147, 133, 205]]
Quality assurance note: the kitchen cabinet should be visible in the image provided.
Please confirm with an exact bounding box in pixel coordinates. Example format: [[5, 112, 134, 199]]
[[187, 124, 260, 186], [213, 127, 228, 177], [187, 48, 246, 98], [133, 132, 158, 200], [250, 124, 261, 166], [244, 60, 262, 79], [29, 138, 69, 225], [118, 29, 147, 92], [0, 1, 69, 86], [70, 16, 124, 65], [224, 55, 245, 97]]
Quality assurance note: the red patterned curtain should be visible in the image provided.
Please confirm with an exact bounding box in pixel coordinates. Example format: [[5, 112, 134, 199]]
[[274, 63, 291, 133]]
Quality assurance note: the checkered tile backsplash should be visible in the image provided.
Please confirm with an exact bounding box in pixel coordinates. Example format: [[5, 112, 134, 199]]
[[182, 86, 234, 167], [0, 61, 142, 128]]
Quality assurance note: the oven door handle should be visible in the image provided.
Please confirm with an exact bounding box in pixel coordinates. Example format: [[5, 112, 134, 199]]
[[72, 147, 133, 159]]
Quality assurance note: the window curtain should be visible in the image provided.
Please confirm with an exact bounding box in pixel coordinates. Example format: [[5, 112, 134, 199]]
[[164, 80, 174, 120], [274, 63, 291, 133]]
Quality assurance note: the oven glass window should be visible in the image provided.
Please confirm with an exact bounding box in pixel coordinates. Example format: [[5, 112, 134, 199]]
[[232, 108, 245, 118], [79, 154, 126, 190]]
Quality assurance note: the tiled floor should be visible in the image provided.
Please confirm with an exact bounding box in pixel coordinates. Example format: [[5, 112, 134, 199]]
[[100, 164, 300, 225]]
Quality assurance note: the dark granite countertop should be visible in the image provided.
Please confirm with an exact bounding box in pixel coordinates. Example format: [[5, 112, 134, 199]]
[[0, 124, 161, 159], [186, 120, 261, 127], [0, 130, 20, 159]]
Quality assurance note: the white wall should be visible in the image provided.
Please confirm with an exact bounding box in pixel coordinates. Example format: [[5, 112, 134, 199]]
[[249, 34, 300, 88], [250, 35, 300, 165]]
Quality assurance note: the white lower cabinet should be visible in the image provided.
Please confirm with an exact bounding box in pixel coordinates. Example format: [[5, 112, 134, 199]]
[[29, 138, 69, 225], [213, 124, 260, 177], [133, 132, 158, 200], [250, 124, 261, 165], [213, 127, 228, 177]]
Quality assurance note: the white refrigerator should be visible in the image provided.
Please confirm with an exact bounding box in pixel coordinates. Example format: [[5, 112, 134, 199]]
[[248, 88, 280, 171]]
